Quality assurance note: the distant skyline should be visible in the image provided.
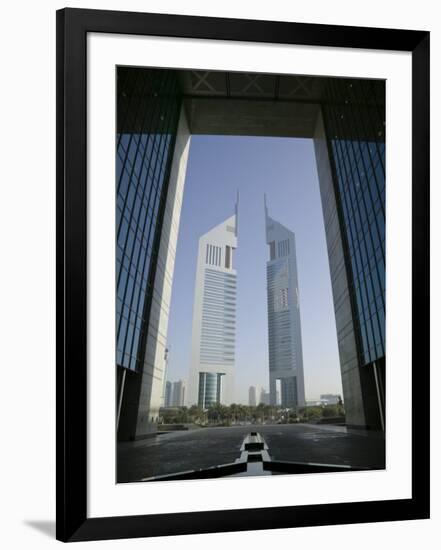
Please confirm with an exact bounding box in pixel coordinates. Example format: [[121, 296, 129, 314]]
[[166, 135, 343, 404]]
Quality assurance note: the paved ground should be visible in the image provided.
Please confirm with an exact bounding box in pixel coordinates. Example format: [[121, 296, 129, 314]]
[[117, 423, 385, 482]]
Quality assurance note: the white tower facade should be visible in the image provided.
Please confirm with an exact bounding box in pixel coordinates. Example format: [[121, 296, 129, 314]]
[[187, 199, 239, 407], [265, 196, 306, 409], [171, 380, 186, 407]]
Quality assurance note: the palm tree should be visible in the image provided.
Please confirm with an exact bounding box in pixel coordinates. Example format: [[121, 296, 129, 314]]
[[256, 402, 267, 423], [188, 405, 204, 425], [229, 403, 240, 424], [207, 402, 228, 425], [238, 404, 248, 423]]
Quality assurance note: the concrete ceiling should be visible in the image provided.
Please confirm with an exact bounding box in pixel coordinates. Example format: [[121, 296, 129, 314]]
[[117, 67, 385, 139]]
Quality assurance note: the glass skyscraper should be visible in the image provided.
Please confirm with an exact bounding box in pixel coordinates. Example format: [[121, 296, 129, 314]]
[[324, 79, 385, 363], [265, 197, 306, 409], [319, 78, 386, 429], [116, 68, 181, 372], [116, 68, 188, 440]]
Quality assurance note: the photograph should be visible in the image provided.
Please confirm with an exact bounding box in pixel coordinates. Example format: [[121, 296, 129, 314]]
[[0, 0, 434, 546], [115, 67, 386, 483]]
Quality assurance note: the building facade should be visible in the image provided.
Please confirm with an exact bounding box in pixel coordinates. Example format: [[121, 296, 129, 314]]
[[187, 200, 239, 408], [265, 197, 306, 409], [314, 78, 385, 429], [248, 385, 263, 407], [164, 381, 172, 408], [260, 391, 270, 406], [171, 380, 186, 407], [260, 390, 279, 406], [116, 68, 191, 440], [248, 386, 256, 407]]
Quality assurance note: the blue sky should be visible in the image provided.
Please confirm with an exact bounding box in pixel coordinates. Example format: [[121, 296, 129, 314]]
[[166, 135, 342, 403]]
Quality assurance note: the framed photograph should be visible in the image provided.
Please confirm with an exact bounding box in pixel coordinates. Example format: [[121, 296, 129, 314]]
[[56, 8, 430, 542]]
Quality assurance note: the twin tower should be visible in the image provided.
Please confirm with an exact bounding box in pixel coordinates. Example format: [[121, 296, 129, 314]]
[[187, 196, 306, 410]]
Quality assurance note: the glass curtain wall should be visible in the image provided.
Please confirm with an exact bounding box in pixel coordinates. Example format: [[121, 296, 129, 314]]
[[116, 68, 181, 406], [198, 372, 224, 408], [321, 78, 386, 427]]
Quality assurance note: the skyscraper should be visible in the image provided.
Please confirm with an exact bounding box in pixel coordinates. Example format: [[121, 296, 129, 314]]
[[171, 380, 186, 407], [161, 347, 170, 408], [314, 78, 385, 429], [116, 68, 191, 441], [248, 385, 262, 407], [187, 198, 239, 408], [164, 381, 172, 408], [265, 197, 306, 409]]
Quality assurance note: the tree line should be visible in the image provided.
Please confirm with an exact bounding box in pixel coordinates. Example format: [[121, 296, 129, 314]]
[[159, 402, 345, 426]]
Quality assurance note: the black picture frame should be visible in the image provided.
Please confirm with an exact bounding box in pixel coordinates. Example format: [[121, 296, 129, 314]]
[[56, 8, 430, 542]]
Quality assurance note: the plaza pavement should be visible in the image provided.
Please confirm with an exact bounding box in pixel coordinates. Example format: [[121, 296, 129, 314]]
[[117, 423, 385, 482]]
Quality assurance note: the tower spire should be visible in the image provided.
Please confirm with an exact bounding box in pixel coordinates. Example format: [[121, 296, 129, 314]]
[[264, 193, 270, 235], [235, 190, 239, 237]]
